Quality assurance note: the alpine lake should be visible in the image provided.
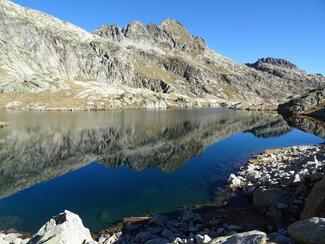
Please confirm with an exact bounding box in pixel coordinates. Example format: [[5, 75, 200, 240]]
[[0, 109, 323, 232]]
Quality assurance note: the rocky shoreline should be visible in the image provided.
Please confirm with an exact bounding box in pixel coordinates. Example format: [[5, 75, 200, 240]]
[[1, 144, 324, 244]]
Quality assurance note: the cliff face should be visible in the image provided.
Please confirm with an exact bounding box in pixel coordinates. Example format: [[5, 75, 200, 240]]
[[0, 0, 323, 110]]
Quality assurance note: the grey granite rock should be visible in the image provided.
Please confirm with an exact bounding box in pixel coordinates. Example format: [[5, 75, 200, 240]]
[[278, 87, 325, 119], [301, 176, 325, 219], [210, 230, 267, 244], [288, 217, 325, 244], [28, 210, 95, 244]]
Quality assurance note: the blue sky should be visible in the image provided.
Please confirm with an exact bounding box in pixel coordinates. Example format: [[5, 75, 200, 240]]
[[12, 0, 325, 74]]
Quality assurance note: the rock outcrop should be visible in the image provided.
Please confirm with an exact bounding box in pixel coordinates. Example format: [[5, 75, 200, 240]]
[[0, 1, 324, 110], [301, 176, 325, 219], [288, 217, 325, 244], [28, 210, 95, 244], [209, 230, 267, 244], [278, 87, 325, 120]]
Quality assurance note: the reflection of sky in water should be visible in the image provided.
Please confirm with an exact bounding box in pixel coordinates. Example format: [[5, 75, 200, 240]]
[[0, 109, 323, 232]]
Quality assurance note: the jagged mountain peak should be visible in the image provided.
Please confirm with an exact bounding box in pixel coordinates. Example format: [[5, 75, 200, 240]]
[[159, 18, 188, 35], [93, 18, 207, 52], [160, 18, 183, 27]]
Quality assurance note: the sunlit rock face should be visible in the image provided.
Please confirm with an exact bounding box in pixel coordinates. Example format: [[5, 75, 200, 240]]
[[278, 88, 325, 120], [0, 110, 291, 199], [0, 1, 324, 110]]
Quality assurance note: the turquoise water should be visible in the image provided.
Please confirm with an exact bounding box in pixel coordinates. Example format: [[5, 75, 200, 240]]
[[0, 109, 323, 232]]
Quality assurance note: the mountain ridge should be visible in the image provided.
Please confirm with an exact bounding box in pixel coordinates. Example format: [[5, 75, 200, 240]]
[[0, 0, 324, 111]]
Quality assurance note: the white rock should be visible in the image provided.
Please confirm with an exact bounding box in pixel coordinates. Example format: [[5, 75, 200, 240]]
[[210, 230, 267, 244], [28, 210, 96, 244], [104, 232, 121, 244], [98, 236, 107, 244], [228, 174, 242, 189], [293, 174, 301, 183], [3, 233, 22, 243], [195, 234, 211, 244]]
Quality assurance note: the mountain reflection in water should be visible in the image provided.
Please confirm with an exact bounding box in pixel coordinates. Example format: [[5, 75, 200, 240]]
[[0, 109, 323, 232]]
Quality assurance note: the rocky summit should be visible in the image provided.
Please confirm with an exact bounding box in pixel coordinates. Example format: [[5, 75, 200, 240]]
[[0, 0, 324, 111]]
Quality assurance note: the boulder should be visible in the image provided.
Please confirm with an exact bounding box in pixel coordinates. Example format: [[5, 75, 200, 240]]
[[210, 230, 267, 244], [195, 234, 212, 244], [288, 217, 325, 244], [228, 174, 242, 189], [301, 176, 325, 219], [28, 210, 96, 244]]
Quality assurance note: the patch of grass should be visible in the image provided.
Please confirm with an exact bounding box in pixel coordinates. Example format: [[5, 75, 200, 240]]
[[0, 80, 88, 109], [221, 84, 238, 99], [134, 53, 180, 84]]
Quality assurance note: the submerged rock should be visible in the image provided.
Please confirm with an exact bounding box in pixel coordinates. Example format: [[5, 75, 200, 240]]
[[288, 217, 325, 244], [28, 210, 95, 244]]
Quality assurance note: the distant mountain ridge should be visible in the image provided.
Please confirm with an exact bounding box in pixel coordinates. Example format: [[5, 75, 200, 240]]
[[0, 0, 324, 110]]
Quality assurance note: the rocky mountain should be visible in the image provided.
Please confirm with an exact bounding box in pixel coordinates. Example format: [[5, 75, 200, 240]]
[[246, 57, 324, 87], [0, 0, 324, 110]]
